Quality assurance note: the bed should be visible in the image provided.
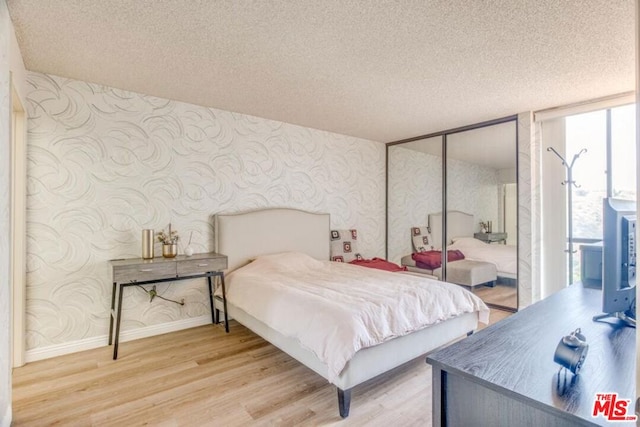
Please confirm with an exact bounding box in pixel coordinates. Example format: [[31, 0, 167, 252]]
[[214, 208, 488, 418], [428, 211, 517, 280]]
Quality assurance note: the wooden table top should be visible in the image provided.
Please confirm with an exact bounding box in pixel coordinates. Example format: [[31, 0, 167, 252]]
[[109, 252, 227, 267], [427, 283, 636, 425]]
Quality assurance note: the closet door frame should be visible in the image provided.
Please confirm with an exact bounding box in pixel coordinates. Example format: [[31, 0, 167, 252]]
[[386, 115, 519, 311]]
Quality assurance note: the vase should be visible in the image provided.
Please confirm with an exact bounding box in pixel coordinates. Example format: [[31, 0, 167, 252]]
[[142, 229, 154, 259], [184, 245, 194, 256], [162, 243, 178, 258]]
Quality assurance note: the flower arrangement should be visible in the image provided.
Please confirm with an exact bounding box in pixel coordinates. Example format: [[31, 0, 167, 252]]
[[157, 223, 179, 245], [479, 221, 492, 233]]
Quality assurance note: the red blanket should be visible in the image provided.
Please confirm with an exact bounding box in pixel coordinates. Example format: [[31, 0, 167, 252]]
[[349, 257, 407, 272], [412, 250, 465, 270]]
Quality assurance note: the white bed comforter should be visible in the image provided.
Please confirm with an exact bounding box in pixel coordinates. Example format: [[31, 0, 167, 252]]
[[225, 252, 489, 383], [449, 237, 518, 276]]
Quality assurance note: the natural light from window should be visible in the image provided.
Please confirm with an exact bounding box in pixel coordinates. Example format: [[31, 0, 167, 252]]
[[565, 103, 636, 282], [611, 104, 637, 199]]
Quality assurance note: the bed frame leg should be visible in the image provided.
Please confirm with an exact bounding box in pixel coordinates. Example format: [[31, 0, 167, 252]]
[[337, 388, 352, 418], [467, 330, 474, 336]]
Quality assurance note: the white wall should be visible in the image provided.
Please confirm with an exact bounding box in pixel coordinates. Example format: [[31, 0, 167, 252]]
[[8, 17, 27, 102], [0, 1, 14, 424], [0, 0, 27, 421], [8, 0, 28, 371], [504, 183, 518, 246], [24, 72, 386, 357], [0, 4, 10, 425], [540, 119, 568, 297]]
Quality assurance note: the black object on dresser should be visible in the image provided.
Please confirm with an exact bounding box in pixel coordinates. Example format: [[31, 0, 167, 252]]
[[427, 283, 635, 426], [109, 252, 228, 360], [580, 243, 603, 288]]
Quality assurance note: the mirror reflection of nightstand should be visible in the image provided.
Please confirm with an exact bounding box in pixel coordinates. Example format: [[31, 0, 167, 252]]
[[474, 232, 507, 244]]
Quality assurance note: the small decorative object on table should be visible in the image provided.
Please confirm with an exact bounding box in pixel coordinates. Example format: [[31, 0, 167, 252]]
[[184, 231, 194, 257], [141, 229, 154, 259], [157, 223, 179, 258], [554, 328, 588, 375], [479, 221, 487, 233]]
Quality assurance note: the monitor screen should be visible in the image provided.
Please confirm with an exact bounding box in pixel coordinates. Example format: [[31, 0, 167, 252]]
[[599, 198, 636, 325]]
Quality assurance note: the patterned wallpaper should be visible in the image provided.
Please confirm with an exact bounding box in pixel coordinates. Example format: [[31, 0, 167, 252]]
[[0, 0, 12, 421], [25, 72, 386, 351], [387, 145, 500, 264], [448, 156, 500, 226], [388, 146, 441, 264], [517, 112, 535, 307]]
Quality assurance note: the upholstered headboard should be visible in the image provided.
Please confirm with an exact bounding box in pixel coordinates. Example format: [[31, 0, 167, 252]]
[[215, 208, 331, 272], [428, 211, 475, 249]]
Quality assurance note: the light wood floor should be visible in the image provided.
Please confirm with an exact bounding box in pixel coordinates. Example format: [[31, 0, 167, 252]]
[[12, 309, 511, 426], [471, 282, 517, 309]]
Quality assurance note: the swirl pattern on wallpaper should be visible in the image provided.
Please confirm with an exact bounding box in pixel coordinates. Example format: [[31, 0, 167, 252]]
[[388, 146, 442, 264], [517, 113, 534, 307], [25, 72, 385, 350]]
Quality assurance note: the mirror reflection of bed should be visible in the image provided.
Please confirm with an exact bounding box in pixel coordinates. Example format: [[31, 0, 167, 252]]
[[398, 211, 517, 310], [387, 118, 518, 311], [429, 211, 517, 309]]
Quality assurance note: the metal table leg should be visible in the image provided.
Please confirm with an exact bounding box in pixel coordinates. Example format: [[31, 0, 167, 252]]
[[220, 273, 229, 333], [113, 284, 125, 360], [207, 275, 217, 324], [108, 282, 116, 345]]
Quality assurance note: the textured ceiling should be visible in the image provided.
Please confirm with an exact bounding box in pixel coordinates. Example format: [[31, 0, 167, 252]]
[[7, 0, 636, 142]]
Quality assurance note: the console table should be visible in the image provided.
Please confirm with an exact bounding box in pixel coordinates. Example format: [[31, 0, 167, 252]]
[[109, 252, 228, 360], [474, 232, 508, 244], [427, 283, 635, 426]]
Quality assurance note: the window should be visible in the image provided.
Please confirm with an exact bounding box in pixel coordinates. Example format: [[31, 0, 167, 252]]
[[611, 104, 637, 200], [565, 103, 636, 283], [566, 110, 607, 241]]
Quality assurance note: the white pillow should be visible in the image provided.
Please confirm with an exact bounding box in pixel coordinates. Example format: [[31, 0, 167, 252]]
[[248, 251, 324, 272]]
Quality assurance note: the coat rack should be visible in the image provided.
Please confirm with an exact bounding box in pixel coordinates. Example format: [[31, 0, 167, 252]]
[[547, 147, 587, 285]]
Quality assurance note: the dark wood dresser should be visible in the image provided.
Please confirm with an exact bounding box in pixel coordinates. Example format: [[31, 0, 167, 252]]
[[427, 284, 635, 426]]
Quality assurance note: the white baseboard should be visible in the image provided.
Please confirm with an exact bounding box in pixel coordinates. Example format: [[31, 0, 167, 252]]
[[1, 405, 11, 427], [25, 315, 212, 363]]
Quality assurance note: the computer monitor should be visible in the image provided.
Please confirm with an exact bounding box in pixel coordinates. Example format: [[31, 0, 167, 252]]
[[593, 198, 636, 328]]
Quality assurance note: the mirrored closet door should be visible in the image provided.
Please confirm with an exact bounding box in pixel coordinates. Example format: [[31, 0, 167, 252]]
[[387, 136, 442, 266], [386, 117, 518, 311]]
